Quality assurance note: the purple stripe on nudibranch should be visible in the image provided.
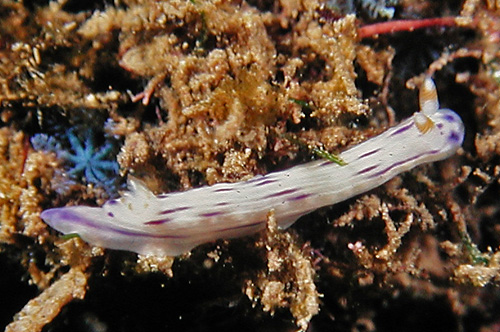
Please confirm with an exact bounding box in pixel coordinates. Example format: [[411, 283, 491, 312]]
[[263, 188, 299, 199], [160, 206, 190, 215], [255, 179, 278, 186], [245, 176, 265, 184], [356, 164, 379, 175], [389, 122, 414, 137], [43, 209, 186, 239], [145, 218, 173, 225], [288, 193, 313, 201], [213, 188, 233, 193], [368, 150, 441, 179], [357, 148, 381, 160], [216, 202, 229, 206], [107, 212, 114, 217], [199, 211, 225, 218]]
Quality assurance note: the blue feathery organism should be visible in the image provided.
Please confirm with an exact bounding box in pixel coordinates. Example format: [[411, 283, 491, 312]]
[[60, 130, 120, 186], [31, 129, 121, 195], [30, 133, 62, 152]]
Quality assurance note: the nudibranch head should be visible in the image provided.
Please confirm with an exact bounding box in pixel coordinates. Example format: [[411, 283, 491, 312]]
[[425, 108, 465, 159], [414, 77, 464, 159]]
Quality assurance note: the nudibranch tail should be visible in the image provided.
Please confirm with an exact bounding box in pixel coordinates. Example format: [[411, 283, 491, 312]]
[[41, 206, 199, 256], [41, 79, 464, 256]]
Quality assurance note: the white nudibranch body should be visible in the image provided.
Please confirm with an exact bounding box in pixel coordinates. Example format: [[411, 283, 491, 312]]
[[41, 79, 464, 256]]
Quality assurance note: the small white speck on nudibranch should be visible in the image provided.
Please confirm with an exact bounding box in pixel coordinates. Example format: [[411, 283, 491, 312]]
[[41, 79, 464, 256]]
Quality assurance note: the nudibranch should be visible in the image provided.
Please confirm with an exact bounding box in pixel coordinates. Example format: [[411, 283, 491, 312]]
[[41, 78, 464, 256]]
